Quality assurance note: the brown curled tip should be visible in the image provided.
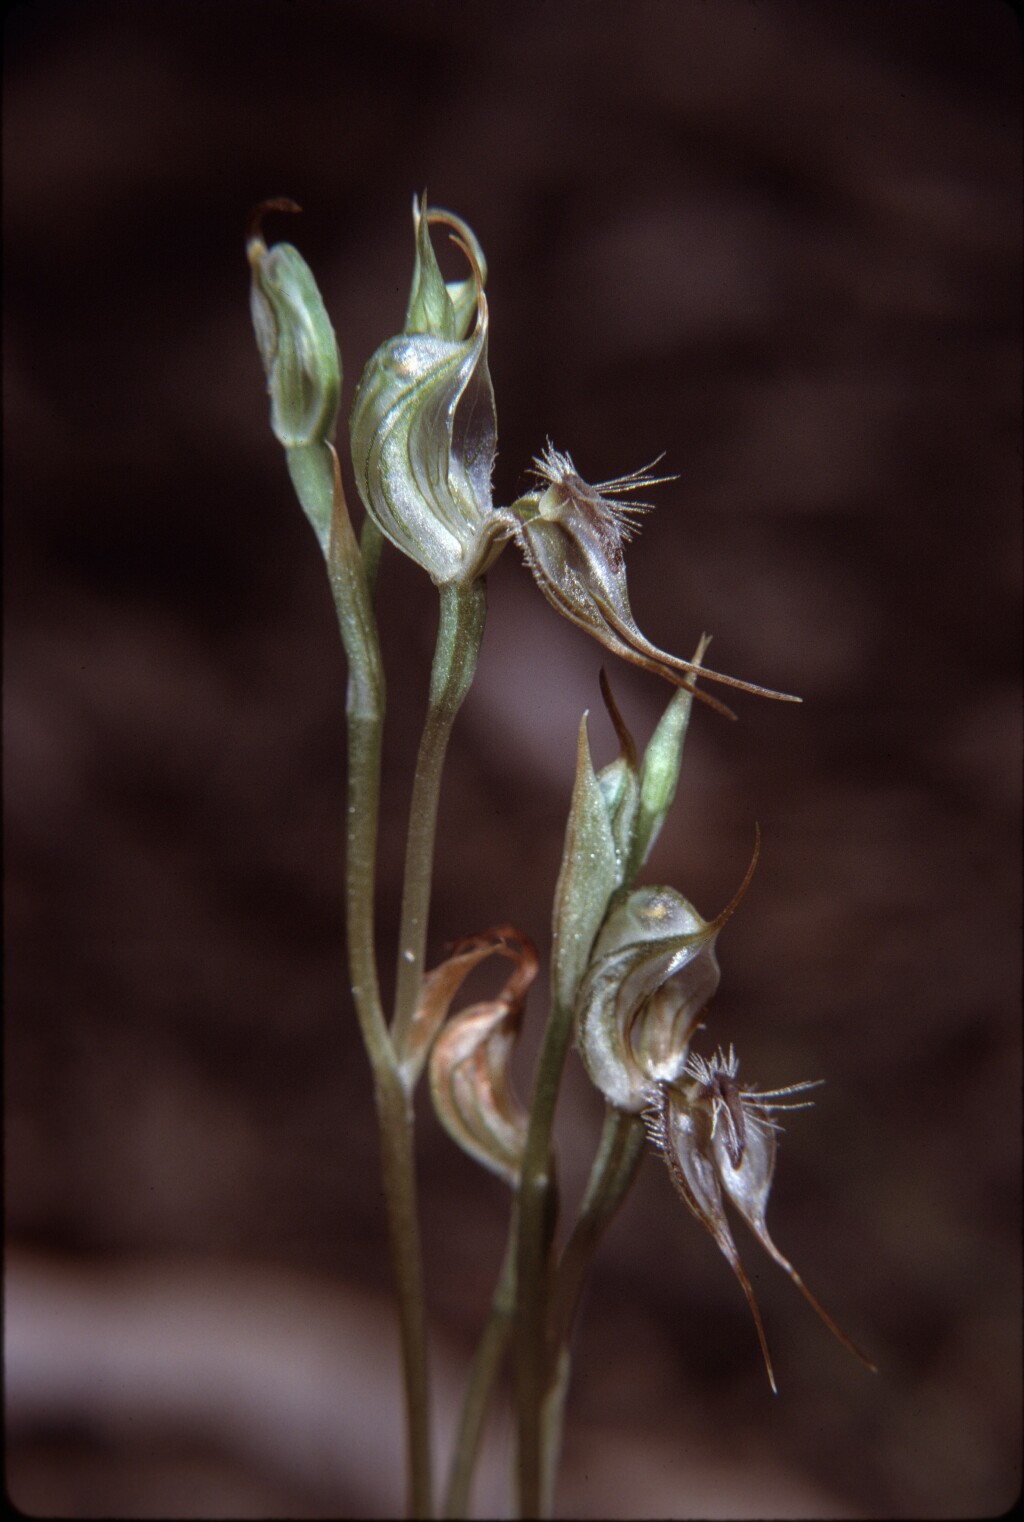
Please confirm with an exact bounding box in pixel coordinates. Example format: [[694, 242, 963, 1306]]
[[598, 668, 639, 770], [444, 231, 487, 328], [447, 925, 539, 1006], [247, 197, 303, 247], [710, 823, 761, 931]]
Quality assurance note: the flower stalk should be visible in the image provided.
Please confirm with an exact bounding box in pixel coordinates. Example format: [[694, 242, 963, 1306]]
[[392, 581, 488, 1050]]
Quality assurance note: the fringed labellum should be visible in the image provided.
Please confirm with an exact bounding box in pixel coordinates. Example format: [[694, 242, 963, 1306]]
[[508, 445, 801, 717], [645, 1044, 877, 1391]]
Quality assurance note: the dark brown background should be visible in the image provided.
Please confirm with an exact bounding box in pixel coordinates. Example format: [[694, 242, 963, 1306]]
[[4, 1, 1021, 1516]]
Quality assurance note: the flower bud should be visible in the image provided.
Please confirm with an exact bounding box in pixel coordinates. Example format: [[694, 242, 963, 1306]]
[[349, 198, 506, 586], [550, 715, 620, 1016], [427, 927, 537, 1185], [247, 200, 341, 449], [596, 658, 704, 886], [509, 446, 800, 715], [594, 670, 641, 876], [646, 1045, 876, 1390], [550, 666, 702, 1017]]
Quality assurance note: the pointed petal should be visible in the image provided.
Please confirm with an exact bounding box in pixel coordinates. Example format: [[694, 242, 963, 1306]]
[[715, 1106, 877, 1372]]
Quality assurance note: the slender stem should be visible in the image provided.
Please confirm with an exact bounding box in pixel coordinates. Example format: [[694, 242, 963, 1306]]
[[444, 1231, 517, 1519], [392, 581, 488, 1050], [290, 440, 434, 1516], [373, 1062, 435, 1517], [531, 1111, 645, 1519], [550, 1107, 646, 1350], [538, 1346, 571, 1519], [514, 990, 573, 1519], [516, 1095, 646, 1516], [291, 442, 390, 1068]]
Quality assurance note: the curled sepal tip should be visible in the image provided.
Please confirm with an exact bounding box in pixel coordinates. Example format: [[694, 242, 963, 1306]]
[[397, 926, 521, 1089], [646, 1045, 877, 1390], [427, 927, 537, 1184], [405, 193, 489, 342], [509, 446, 801, 717]]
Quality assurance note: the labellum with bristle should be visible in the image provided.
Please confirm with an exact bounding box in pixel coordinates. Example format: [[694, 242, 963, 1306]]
[[508, 446, 801, 717], [645, 1044, 877, 1391], [427, 927, 537, 1185]]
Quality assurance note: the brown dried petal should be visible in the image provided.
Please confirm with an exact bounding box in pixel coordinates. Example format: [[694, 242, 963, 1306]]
[[427, 927, 537, 1185], [429, 998, 527, 1185], [399, 926, 535, 1088]]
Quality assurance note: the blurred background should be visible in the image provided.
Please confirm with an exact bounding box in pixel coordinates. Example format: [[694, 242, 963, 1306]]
[[4, 1, 1020, 1516]]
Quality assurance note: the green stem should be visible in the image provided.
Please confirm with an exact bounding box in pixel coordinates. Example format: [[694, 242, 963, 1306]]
[[373, 1062, 435, 1518], [530, 1112, 645, 1517], [290, 441, 433, 1516], [550, 1107, 646, 1349], [538, 1346, 571, 1519], [516, 1093, 646, 1517], [514, 990, 573, 1518], [392, 581, 488, 1051], [444, 1232, 517, 1519]]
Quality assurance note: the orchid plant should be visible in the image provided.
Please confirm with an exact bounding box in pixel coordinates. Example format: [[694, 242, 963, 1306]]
[[247, 195, 874, 1519]]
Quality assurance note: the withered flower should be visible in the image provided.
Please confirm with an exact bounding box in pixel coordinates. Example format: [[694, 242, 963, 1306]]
[[426, 927, 537, 1184], [646, 1044, 876, 1391], [508, 446, 800, 716]]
